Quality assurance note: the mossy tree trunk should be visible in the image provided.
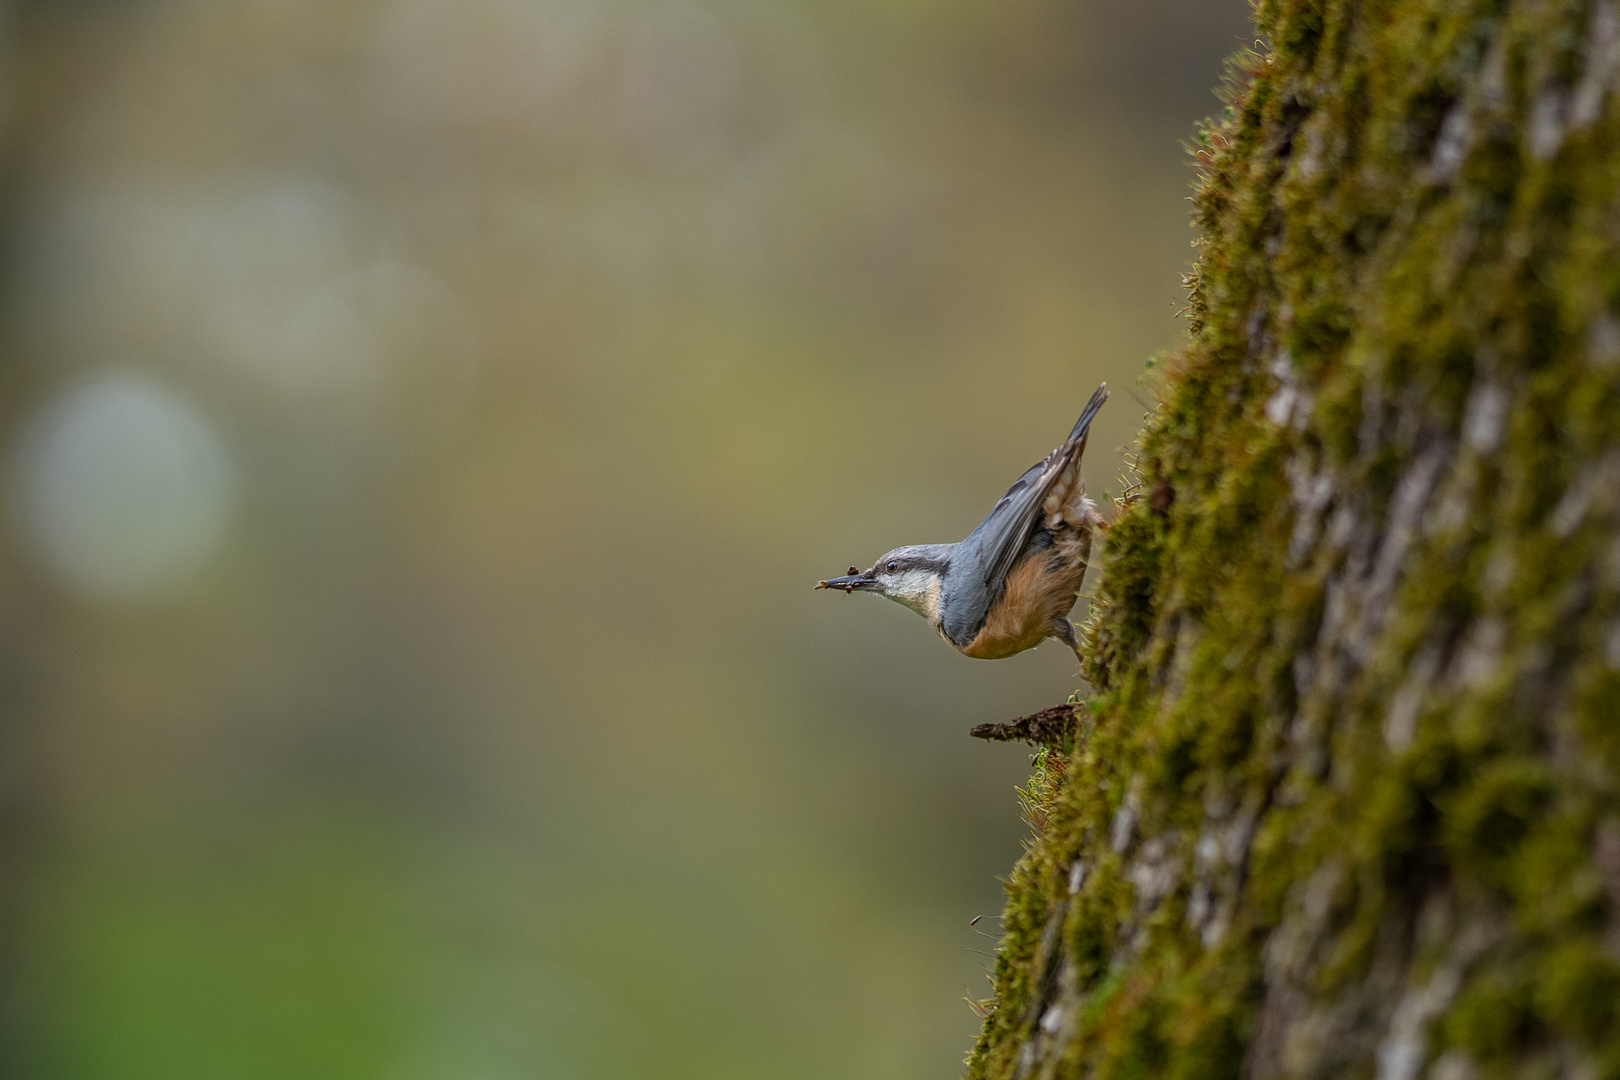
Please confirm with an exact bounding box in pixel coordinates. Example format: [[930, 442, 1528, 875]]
[[968, 2, 1620, 1078]]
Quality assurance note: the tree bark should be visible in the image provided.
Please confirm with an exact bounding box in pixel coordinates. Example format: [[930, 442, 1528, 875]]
[[968, 2, 1620, 1078]]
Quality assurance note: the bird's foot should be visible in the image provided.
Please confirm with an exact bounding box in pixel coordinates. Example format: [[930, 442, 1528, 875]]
[[1050, 617, 1083, 667]]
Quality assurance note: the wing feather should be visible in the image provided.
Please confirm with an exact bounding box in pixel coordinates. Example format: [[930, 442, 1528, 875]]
[[948, 384, 1108, 639]]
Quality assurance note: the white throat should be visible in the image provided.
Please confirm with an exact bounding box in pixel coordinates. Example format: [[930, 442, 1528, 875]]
[[879, 569, 942, 623]]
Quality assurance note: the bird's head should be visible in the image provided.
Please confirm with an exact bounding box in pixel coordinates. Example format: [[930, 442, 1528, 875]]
[[816, 544, 953, 622]]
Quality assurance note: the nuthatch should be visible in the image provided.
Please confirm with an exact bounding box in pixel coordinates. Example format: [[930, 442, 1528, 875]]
[[817, 384, 1108, 663]]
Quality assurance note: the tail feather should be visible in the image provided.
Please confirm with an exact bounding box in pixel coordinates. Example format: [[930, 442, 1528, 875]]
[[1066, 383, 1109, 447], [967, 381, 1112, 616], [1042, 383, 1109, 531]]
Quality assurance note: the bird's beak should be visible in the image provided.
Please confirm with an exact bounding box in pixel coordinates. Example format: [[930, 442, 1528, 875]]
[[815, 572, 878, 593]]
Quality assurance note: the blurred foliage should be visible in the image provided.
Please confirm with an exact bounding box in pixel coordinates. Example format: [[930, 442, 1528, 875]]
[[0, 1, 1248, 1077]]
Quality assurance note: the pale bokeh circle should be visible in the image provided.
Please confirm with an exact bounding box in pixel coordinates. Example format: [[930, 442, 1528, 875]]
[[12, 369, 236, 599]]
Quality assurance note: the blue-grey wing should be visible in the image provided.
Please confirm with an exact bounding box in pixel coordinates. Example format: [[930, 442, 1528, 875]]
[[946, 384, 1108, 641]]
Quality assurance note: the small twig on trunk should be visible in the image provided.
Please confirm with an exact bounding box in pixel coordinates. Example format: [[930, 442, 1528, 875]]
[[970, 704, 1079, 745]]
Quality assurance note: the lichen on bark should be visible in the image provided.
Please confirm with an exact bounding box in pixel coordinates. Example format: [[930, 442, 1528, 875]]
[[967, 2, 1620, 1078]]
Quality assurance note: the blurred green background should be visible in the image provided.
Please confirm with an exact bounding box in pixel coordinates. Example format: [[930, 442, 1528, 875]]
[[0, 1, 1249, 1077]]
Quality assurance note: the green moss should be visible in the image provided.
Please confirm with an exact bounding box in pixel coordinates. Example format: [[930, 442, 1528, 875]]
[[966, 1, 1620, 1076]]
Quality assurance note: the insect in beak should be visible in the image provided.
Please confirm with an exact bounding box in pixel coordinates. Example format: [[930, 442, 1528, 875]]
[[816, 569, 876, 593]]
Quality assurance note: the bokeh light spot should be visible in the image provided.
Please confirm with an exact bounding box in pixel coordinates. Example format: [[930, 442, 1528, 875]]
[[11, 369, 236, 599], [618, 1, 741, 150]]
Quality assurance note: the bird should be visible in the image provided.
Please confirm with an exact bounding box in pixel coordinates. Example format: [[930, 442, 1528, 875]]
[[816, 383, 1108, 664]]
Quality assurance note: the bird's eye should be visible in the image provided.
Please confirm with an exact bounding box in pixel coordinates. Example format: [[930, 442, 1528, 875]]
[[887, 560, 899, 572]]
